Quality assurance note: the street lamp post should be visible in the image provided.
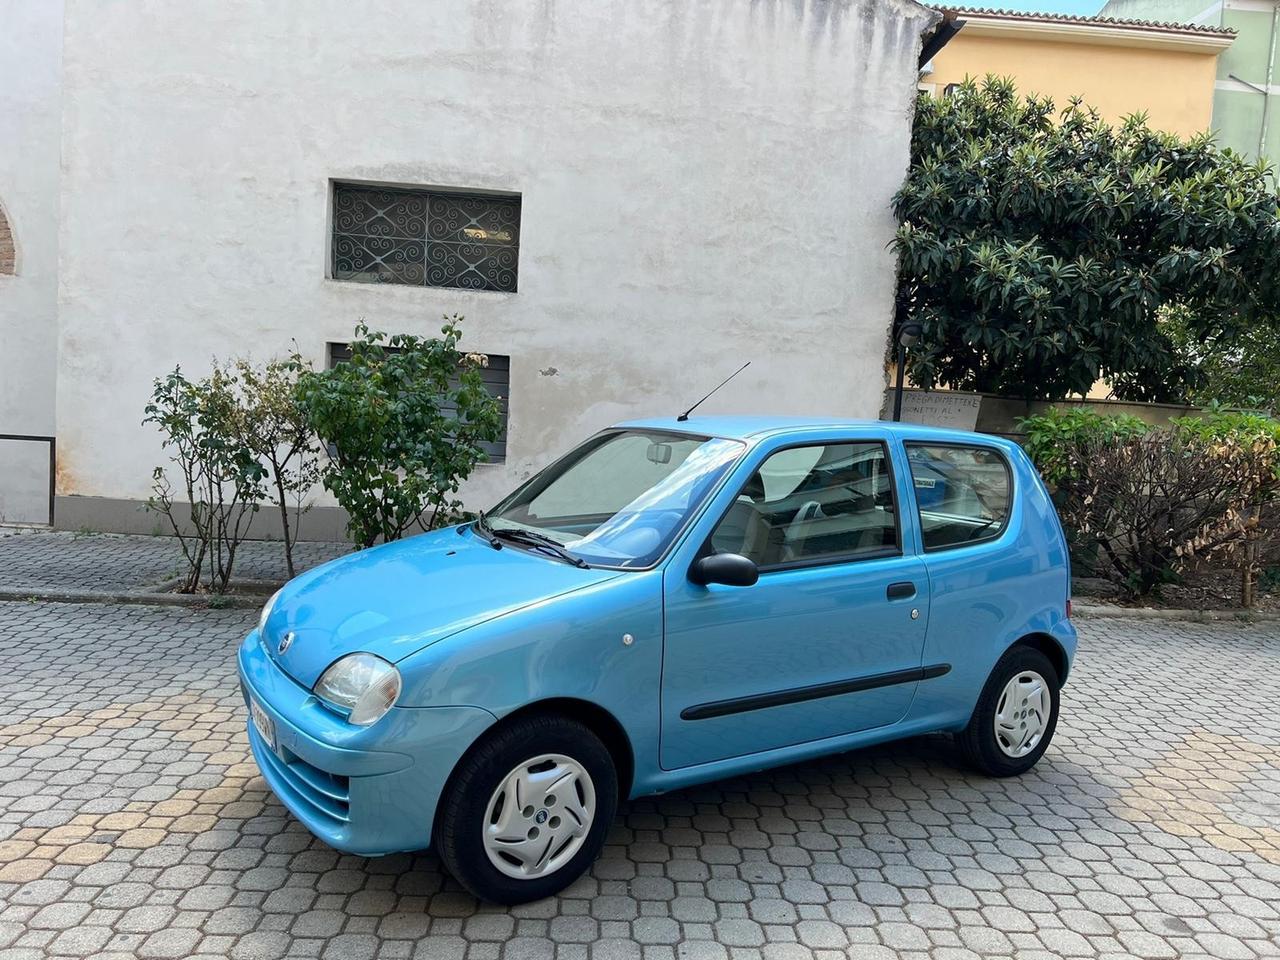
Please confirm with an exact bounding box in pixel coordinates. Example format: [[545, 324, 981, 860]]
[[891, 317, 922, 422]]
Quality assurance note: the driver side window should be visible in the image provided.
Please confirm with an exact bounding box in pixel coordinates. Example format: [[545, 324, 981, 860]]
[[710, 442, 899, 568]]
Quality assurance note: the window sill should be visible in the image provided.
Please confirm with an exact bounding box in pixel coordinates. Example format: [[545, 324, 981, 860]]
[[324, 277, 519, 297]]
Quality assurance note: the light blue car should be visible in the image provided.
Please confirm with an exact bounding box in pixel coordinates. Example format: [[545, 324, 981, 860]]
[[240, 416, 1076, 903]]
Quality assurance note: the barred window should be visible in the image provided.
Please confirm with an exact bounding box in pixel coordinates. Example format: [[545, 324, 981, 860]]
[[331, 183, 520, 292]]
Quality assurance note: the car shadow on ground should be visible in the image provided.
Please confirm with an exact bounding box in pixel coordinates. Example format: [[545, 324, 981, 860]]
[[215, 731, 1087, 912]]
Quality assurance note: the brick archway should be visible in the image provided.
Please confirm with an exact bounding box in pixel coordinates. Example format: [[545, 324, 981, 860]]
[[0, 200, 15, 275]]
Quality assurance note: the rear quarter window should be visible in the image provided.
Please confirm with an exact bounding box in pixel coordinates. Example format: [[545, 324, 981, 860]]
[[906, 443, 1011, 550]]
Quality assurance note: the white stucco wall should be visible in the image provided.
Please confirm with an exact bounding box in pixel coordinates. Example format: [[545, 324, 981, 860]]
[[0, 0, 63, 523], [52, 0, 934, 524]]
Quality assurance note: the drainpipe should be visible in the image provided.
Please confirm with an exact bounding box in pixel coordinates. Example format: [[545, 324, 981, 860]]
[[918, 10, 965, 70], [1261, 2, 1280, 157]]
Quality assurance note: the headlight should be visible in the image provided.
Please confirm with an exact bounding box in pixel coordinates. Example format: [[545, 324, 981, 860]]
[[258, 588, 282, 636], [314, 653, 402, 726]]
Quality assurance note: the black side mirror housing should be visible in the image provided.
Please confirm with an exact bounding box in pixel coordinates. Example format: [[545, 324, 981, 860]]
[[690, 552, 759, 587]]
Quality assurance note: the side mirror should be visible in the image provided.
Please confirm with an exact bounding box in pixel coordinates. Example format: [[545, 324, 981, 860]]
[[690, 552, 759, 587]]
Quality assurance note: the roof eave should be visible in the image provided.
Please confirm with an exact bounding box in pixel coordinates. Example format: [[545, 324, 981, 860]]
[[938, 7, 1235, 53]]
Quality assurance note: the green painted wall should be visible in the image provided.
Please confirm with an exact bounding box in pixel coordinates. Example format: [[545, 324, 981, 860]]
[[1100, 0, 1280, 170], [1102, 0, 1211, 20]]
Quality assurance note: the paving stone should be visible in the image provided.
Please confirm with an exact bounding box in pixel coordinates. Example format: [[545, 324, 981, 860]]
[[0, 597, 1277, 957], [0, 531, 347, 594]]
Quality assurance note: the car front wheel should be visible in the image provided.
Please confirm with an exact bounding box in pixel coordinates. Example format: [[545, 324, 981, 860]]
[[957, 645, 1060, 777], [436, 714, 618, 903]]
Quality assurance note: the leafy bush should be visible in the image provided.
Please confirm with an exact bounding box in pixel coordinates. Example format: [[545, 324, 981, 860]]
[[1165, 303, 1280, 412], [146, 357, 322, 591], [1023, 407, 1280, 601], [1019, 408, 1149, 488], [144, 366, 265, 593], [1054, 429, 1273, 598], [1171, 407, 1280, 479], [296, 318, 502, 548], [894, 76, 1280, 402], [230, 355, 321, 579], [1173, 408, 1280, 605]]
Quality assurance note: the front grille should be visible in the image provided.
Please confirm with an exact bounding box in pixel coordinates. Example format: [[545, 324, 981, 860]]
[[251, 726, 351, 827]]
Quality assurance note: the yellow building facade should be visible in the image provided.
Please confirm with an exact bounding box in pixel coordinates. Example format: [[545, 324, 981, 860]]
[[924, 9, 1235, 138]]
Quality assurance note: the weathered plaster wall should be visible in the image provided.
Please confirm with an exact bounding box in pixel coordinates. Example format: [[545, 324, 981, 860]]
[[53, 0, 934, 526], [0, 1, 62, 523]]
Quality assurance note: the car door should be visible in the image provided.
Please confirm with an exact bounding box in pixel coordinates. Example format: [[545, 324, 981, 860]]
[[659, 434, 931, 770]]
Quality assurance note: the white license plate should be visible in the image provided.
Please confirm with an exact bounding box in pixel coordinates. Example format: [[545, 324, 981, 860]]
[[250, 698, 276, 751]]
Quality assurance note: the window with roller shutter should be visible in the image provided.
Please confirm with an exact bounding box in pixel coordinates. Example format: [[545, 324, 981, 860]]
[[327, 342, 509, 463]]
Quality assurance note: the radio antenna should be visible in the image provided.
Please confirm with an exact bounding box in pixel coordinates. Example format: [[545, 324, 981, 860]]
[[677, 361, 750, 422]]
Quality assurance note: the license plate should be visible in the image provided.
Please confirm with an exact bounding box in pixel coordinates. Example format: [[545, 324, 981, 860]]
[[250, 698, 276, 751]]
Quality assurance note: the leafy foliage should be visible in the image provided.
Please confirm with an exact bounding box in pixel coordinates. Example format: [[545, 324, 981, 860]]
[[296, 318, 502, 548], [1173, 407, 1280, 605], [230, 355, 321, 578], [144, 366, 265, 593], [1171, 407, 1280, 476], [1165, 304, 1280, 411], [1019, 407, 1149, 487], [894, 77, 1280, 401], [1022, 406, 1280, 601], [1054, 430, 1272, 598]]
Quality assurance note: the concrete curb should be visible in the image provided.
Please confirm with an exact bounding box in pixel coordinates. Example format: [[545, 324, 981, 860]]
[[0, 583, 272, 610], [3, 590, 1277, 622], [1072, 601, 1280, 623]]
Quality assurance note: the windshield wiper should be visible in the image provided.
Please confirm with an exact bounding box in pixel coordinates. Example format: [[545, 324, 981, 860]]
[[471, 511, 502, 550], [489, 526, 590, 568]]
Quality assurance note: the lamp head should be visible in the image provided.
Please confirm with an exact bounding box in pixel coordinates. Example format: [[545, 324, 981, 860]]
[[897, 321, 923, 348]]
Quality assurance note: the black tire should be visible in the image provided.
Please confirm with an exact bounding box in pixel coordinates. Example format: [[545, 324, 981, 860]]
[[957, 645, 1060, 777], [435, 714, 618, 904]]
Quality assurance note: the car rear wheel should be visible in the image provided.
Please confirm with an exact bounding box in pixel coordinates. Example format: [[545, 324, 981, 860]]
[[957, 646, 1060, 777], [436, 714, 617, 903]]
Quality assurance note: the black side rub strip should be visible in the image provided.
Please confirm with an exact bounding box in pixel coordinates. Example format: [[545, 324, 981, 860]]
[[680, 663, 951, 721]]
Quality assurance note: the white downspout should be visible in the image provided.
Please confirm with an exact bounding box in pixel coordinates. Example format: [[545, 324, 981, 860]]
[[1260, 0, 1280, 157]]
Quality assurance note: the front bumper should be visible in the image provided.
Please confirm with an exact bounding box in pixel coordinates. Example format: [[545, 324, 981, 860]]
[[237, 631, 496, 856]]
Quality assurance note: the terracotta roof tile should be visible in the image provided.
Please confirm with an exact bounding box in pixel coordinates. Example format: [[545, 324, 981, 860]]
[[939, 6, 1235, 37]]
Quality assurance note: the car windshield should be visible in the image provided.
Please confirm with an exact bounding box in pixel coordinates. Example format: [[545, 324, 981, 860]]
[[485, 430, 745, 568]]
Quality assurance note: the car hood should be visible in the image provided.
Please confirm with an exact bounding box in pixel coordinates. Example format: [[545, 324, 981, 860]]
[[260, 526, 621, 688]]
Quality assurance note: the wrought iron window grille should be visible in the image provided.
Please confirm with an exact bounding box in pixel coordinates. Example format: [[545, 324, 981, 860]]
[[331, 183, 520, 293]]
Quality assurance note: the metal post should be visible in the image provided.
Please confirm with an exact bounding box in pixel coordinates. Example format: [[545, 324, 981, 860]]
[[0, 433, 57, 527], [48, 437, 56, 527], [892, 341, 906, 422]]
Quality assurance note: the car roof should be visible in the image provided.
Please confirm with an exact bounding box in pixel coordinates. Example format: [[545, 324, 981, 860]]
[[614, 415, 1013, 447]]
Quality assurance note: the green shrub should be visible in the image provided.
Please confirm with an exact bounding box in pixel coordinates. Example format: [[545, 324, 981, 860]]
[[230, 355, 321, 579], [1172, 407, 1280, 605], [296, 318, 502, 548], [1019, 408, 1150, 488], [1055, 429, 1273, 598], [1023, 406, 1280, 601], [1172, 407, 1280, 480], [144, 365, 266, 593]]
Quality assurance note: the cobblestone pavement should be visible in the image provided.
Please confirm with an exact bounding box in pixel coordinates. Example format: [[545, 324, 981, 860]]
[[0, 604, 1277, 960], [0, 533, 349, 594]]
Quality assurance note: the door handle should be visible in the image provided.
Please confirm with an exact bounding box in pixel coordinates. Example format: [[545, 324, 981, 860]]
[[886, 581, 916, 601]]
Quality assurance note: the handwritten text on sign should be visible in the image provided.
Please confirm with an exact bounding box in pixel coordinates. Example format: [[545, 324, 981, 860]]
[[893, 390, 982, 430]]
